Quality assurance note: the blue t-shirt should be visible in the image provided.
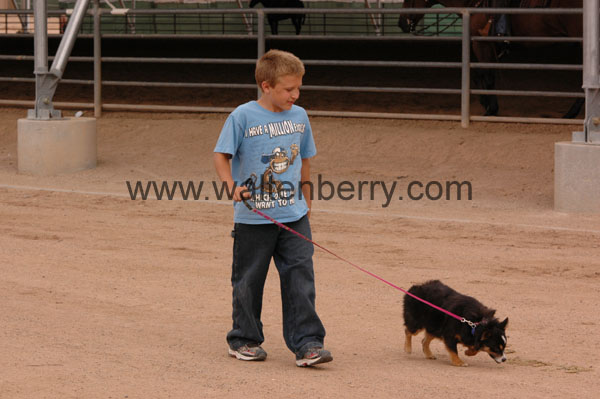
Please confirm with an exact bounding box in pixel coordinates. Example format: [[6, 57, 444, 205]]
[[214, 101, 317, 224]]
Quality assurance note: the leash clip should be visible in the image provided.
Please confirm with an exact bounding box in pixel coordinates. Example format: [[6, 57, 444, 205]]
[[461, 318, 478, 335]]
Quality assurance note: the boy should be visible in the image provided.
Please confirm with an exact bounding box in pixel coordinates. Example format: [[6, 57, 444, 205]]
[[213, 49, 332, 367]]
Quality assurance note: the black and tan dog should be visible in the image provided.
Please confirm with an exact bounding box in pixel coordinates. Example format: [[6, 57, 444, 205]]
[[403, 280, 508, 367]]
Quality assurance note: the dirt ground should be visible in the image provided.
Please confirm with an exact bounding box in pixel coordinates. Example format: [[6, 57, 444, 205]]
[[1, 106, 599, 398]]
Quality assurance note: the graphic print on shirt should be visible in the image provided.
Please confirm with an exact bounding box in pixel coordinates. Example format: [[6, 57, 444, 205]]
[[248, 144, 299, 210]]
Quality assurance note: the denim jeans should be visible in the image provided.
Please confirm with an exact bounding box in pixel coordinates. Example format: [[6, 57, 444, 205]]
[[226, 215, 326, 356]]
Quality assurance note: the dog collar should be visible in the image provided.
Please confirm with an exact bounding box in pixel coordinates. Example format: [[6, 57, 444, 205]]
[[461, 318, 479, 335]]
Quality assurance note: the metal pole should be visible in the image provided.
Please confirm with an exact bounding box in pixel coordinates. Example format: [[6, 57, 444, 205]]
[[93, 0, 101, 117], [117, 0, 134, 33], [461, 10, 470, 128], [30, 0, 91, 119], [236, 0, 252, 35], [376, 0, 382, 30], [363, 0, 380, 36], [26, 0, 31, 31], [50, 0, 91, 78], [33, 0, 48, 75], [11, 0, 25, 32], [582, 0, 599, 90], [257, 10, 264, 100], [582, 0, 600, 143], [22, 0, 29, 32], [30, 0, 53, 118]]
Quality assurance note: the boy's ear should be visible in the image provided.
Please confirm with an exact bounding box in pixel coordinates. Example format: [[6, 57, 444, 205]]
[[260, 80, 270, 93]]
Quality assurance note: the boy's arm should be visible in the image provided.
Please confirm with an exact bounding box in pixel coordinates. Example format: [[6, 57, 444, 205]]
[[213, 152, 249, 202], [301, 158, 312, 218]]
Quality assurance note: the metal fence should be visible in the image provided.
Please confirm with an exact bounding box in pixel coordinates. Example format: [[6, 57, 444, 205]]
[[0, 6, 585, 126]]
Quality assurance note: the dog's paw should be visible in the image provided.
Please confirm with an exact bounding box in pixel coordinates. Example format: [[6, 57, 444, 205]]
[[465, 349, 478, 357], [425, 354, 437, 360]]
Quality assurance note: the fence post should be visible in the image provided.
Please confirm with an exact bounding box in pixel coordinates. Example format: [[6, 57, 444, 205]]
[[582, 0, 600, 143], [257, 10, 265, 100], [33, 0, 48, 77], [93, 0, 101, 117], [461, 10, 470, 128]]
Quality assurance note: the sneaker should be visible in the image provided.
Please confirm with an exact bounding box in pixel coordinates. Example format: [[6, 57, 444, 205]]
[[295, 347, 333, 367], [228, 344, 267, 361]]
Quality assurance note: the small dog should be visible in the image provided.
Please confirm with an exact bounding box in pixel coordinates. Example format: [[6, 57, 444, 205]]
[[403, 280, 508, 367]]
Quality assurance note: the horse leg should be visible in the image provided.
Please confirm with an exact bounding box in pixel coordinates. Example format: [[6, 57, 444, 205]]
[[472, 69, 490, 111], [293, 16, 302, 35], [472, 40, 499, 116], [563, 98, 584, 119], [481, 69, 498, 116], [268, 16, 278, 35], [472, 69, 499, 116]]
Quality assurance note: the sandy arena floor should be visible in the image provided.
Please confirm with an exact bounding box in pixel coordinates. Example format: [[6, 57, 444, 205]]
[[1, 107, 599, 398]]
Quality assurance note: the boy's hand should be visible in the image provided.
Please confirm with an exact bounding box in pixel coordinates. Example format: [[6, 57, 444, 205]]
[[214, 153, 252, 203], [233, 185, 252, 202]]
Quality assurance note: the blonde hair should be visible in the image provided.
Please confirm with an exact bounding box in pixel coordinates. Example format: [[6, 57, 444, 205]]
[[255, 49, 305, 90]]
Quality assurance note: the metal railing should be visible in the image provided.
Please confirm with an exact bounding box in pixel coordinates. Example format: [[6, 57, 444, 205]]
[[0, 6, 585, 126]]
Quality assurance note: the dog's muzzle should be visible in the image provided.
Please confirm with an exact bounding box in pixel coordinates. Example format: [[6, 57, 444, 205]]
[[493, 354, 507, 363]]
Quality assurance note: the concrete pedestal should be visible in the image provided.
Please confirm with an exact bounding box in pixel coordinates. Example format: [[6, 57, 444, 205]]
[[18, 117, 97, 175], [555, 141, 600, 213]]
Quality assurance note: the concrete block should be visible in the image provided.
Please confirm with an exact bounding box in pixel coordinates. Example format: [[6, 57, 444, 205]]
[[18, 117, 97, 176], [555, 141, 600, 213]]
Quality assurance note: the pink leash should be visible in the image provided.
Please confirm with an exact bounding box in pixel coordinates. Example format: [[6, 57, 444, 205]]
[[242, 200, 479, 332]]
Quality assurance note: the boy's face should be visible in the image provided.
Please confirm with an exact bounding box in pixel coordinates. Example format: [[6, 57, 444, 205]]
[[261, 74, 302, 112]]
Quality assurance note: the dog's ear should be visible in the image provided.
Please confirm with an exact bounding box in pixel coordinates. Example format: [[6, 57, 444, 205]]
[[499, 317, 509, 330], [485, 309, 496, 319], [481, 330, 491, 341]]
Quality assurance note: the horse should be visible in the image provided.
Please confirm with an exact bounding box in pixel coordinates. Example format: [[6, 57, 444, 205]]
[[249, 0, 306, 35], [399, 0, 583, 118]]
